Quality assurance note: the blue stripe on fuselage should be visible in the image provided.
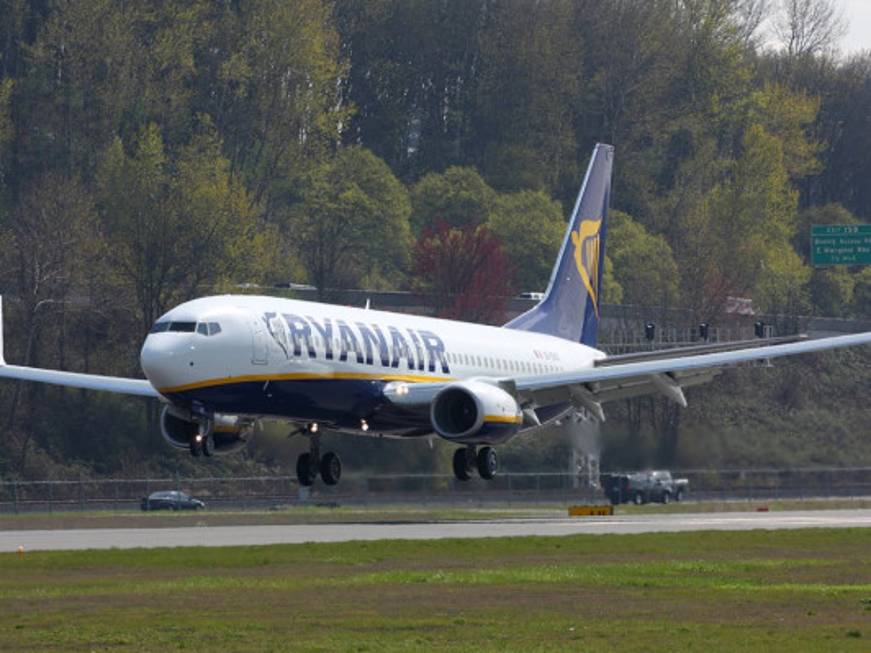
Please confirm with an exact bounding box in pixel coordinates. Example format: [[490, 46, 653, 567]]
[[163, 377, 432, 436]]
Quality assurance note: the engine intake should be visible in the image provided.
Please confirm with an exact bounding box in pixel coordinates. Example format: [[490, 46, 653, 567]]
[[430, 380, 522, 444], [160, 405, 254, 455]]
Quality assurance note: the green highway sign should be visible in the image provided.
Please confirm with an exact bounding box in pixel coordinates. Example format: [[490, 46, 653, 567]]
[[811, 224, 871, 266]]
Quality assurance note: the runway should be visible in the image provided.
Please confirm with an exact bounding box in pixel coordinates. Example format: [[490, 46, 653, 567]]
[[2, 509, 870, 552]]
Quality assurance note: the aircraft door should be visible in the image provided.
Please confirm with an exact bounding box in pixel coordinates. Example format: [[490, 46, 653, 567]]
[[251, 318, 269, 365]]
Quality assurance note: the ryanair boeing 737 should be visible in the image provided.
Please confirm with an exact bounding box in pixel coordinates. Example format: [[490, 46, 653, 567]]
[[1, 145, 869, 485]]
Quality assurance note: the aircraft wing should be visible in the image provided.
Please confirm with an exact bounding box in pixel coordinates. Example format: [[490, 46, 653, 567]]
[[513, 332, 871, 415], [0, 296, 160, 398], [0, 364, 160, 398], [384, 332, 871, 420]]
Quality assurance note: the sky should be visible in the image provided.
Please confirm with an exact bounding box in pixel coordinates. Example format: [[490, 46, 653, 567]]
[[838, 0, 871, 55]]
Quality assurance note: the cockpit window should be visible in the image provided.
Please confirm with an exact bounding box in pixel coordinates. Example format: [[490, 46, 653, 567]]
[[168, 321, 196, 332], [153, 320, 219, 335], [194, 322, 223, 336]]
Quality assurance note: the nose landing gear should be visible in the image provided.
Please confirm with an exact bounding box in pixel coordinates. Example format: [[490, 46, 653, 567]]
[[189, 420, 214, 457], [295, 426, 342, 486]]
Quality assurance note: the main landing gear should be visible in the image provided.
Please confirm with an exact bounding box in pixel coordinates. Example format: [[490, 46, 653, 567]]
[[296, 425, 342, 486], [452, 446, 497, 482]]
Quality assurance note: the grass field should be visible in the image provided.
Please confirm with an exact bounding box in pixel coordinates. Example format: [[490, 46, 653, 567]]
[[1, 529, 869, 652]]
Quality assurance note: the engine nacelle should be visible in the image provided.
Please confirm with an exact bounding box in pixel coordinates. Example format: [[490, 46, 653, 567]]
[[430, 380, 523, 444], [160, 405, 255, 456]]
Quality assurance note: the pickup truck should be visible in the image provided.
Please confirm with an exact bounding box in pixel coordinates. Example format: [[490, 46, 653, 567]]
[[600, 470, 689, 505]]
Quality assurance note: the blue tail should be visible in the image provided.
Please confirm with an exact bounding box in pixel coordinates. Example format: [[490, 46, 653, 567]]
[[504, 143, 613, 347]]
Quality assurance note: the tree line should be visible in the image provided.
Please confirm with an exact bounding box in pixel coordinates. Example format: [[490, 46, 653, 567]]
[[0, 0, 869, 478]]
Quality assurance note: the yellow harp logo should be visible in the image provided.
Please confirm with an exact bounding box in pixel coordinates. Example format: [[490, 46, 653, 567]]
[[571, 218, 602, 318]]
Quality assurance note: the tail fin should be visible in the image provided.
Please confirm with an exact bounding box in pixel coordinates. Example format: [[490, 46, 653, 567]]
[[504, 143, 613, 346]]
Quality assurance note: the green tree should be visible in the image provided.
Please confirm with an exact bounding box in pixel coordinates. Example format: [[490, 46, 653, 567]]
[[852, 268, 871, 317], [748, 83, 822, 181], [202, 0, 348, 206], [22, 0, 140, 179], [410, 166, 496, 233], [97, 121, 263, 335], [607, 209, 680, 310], [809, 266, 854, 316], [600, 255, 623, 305], [335, 0, 488, 178], [0, 78, 12, 190], [677, 125, 802, 318], [285, 146, 411, 296], [0, 173, 101, 469], [475, 0, 581, 193], [487, 191, 564, 292]]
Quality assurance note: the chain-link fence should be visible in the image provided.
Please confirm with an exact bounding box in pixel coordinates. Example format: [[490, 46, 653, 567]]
[[1, 467, 870, 513]]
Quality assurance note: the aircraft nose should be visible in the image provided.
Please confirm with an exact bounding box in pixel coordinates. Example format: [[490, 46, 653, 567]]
[[140, 334, 189, 389]]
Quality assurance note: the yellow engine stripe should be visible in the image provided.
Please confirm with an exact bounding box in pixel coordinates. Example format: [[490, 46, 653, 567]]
[[484, 414, 523, 424]]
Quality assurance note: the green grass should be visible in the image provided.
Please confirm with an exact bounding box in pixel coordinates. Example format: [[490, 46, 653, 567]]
[[1, 529, 870, 651]]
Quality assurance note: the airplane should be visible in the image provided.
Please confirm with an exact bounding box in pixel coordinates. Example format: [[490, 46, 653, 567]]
[[1, 144, 870, 486]]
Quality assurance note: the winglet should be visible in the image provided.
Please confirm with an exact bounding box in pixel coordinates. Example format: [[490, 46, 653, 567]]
[[0, 295, 5, 366]]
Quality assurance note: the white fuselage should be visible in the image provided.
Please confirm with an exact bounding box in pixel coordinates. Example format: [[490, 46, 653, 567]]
[[140, 295, 605, 435]]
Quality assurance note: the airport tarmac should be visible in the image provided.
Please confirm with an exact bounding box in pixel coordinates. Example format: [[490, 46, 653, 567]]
[[2, 508, 870, 552]]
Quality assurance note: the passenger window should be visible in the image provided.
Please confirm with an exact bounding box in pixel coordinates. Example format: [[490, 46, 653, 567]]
[[197, 323, 209, 336], [208, 323, 222, 335]]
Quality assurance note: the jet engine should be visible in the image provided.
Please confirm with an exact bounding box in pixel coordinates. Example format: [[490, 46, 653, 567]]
[[160, 405, 255, 455], [430, 380, 523, 444]]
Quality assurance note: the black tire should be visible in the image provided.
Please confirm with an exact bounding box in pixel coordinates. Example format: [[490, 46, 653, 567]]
[[452, 448, 471, 481], [201, 435, 214, 457], [296, 452, 317, 487], [320, 451, 342, 486], [476, 447, 497, 480], [676, 488, 684, 502], [662, 491, 671, 505], [189, 438, 202, 457], [633, 491, 644, 505]]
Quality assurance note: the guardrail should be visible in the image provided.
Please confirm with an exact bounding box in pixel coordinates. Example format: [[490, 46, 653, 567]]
[[1, 467, 870, 513]]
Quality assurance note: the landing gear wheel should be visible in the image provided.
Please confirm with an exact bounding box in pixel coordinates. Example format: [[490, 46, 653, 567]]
[[633, 491, 644, 505], [189, 437, 202, 457], [296, 452, 318, 487], [661, 491, 670, 505], [476, 447, 497, 480], [320, 452, 342, 486], [452, 448, 473, 481], [201, 434, 215, 457]]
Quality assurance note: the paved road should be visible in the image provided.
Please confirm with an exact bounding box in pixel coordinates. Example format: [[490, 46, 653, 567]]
[[3, 509, 870, 552]]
